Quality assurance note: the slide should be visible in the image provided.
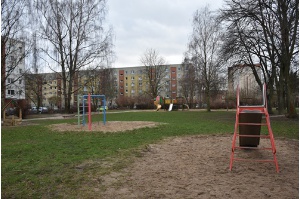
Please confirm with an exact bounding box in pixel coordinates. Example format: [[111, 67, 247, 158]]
[[168, 103, 173, 111]]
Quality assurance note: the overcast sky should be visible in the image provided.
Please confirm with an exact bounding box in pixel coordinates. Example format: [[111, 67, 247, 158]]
[[106, 0, 225, 68]]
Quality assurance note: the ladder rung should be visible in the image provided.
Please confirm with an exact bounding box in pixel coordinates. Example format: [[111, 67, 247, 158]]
[[234, 146, 273, 150], [236, 134, 270, 138], [238, 122, 267, 126], [233, 158, 275, 163]]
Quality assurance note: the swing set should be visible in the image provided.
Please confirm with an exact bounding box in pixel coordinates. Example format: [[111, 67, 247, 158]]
[[77, 93, 106, 131]]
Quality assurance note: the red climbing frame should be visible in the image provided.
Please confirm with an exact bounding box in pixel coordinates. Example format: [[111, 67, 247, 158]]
[[229, 84, 279, 172]]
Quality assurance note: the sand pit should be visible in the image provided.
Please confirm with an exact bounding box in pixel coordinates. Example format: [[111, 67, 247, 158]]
[[47, 122, 298, 198], [99, 135, 298, 199], [49, 121, 162, 133]]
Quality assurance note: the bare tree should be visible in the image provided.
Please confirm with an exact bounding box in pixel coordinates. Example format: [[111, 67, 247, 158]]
[[1, 0, 30, 107], [83, 68, 115, 109], [179, 58, 198, 108], [221, 0, 299, 117], [36, 0, 114, 113], [140, 49, 168, 99], [24, 72, 43, 108], [187, 6, 226, 111]]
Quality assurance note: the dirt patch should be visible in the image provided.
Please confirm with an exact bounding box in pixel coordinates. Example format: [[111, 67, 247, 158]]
[[48, 121, 163, 133], [99, 135, 298, 198]]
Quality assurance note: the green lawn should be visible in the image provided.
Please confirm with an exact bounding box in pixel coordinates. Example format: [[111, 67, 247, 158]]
[[2, 110, 298, 198]]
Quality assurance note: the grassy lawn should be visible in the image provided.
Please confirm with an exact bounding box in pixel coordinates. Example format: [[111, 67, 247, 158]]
[[2, 110, 298, 198]]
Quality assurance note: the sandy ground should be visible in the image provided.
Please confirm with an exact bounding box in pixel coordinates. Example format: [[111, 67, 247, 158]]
[[100, 135, 298, 199], [48, 122, 298, 198], [49, 121, 162, 133]]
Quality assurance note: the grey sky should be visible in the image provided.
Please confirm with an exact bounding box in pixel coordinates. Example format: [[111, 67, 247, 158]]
[[106, 0, 224, 68]]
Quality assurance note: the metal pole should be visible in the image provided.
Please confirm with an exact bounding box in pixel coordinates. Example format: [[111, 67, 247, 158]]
[[88, 93, 91, 131], [77, 94, 80, 126], [82, 96, 85, 126], [103, 96, 106, 125]]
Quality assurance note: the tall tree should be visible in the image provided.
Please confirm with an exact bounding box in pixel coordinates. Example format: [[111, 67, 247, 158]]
[[140, 48, 168, 99], [1, 0, 30, 107], [179, 58, 198, 108], [36, 0, 113, 113], [187, 6, 225, 111], [221, 0, 299, 117]]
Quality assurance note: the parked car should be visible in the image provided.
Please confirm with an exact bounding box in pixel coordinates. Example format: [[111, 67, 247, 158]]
[[30, 107, 38, 114], [5, 107, 16, 116], [39, 107, 48, 113]]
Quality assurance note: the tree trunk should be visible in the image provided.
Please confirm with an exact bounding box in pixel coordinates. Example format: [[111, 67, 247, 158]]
[[205, 89, 211, 112]]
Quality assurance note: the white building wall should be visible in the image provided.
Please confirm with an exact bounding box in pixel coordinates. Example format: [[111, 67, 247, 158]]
[[5, 39, 26, 100]]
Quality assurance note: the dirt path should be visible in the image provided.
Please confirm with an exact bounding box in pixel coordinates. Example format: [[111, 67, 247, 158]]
[[100, 135, 298, 199]]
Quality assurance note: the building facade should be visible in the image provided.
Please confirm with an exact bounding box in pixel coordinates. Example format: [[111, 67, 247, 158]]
[[24, 64, 185, 109], [228, 64, 263, 104], [3, 38, 26, 101]]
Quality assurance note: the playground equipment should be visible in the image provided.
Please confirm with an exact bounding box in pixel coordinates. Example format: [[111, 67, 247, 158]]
[[229, 84, 279, 172], [2, 99, 22, 126], [78, 93, 106, 131], [163, 97, 189, 111], [154, 96, 162, 111]]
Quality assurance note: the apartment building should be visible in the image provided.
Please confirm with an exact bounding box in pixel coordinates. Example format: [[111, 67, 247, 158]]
[[228, 64, 262, 100], [2, 38, 26, 104], [113, 64, 183, 99], [113, 67, 146, 97], [23, 62, 265, 109], [24, 64, 184, 108]]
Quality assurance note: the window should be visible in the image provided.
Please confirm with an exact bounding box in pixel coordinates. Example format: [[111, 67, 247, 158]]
[[139, 82, 142, 86], [19, 79, 22, 84], [8, 90, 15, 95], [120, 92, 124, 95], [126, 83, 128, 87], [7, 78, 14, 83], [131, 76, 135, 80], [125, 89, 128, 93], [131, 70, 135, 74]]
